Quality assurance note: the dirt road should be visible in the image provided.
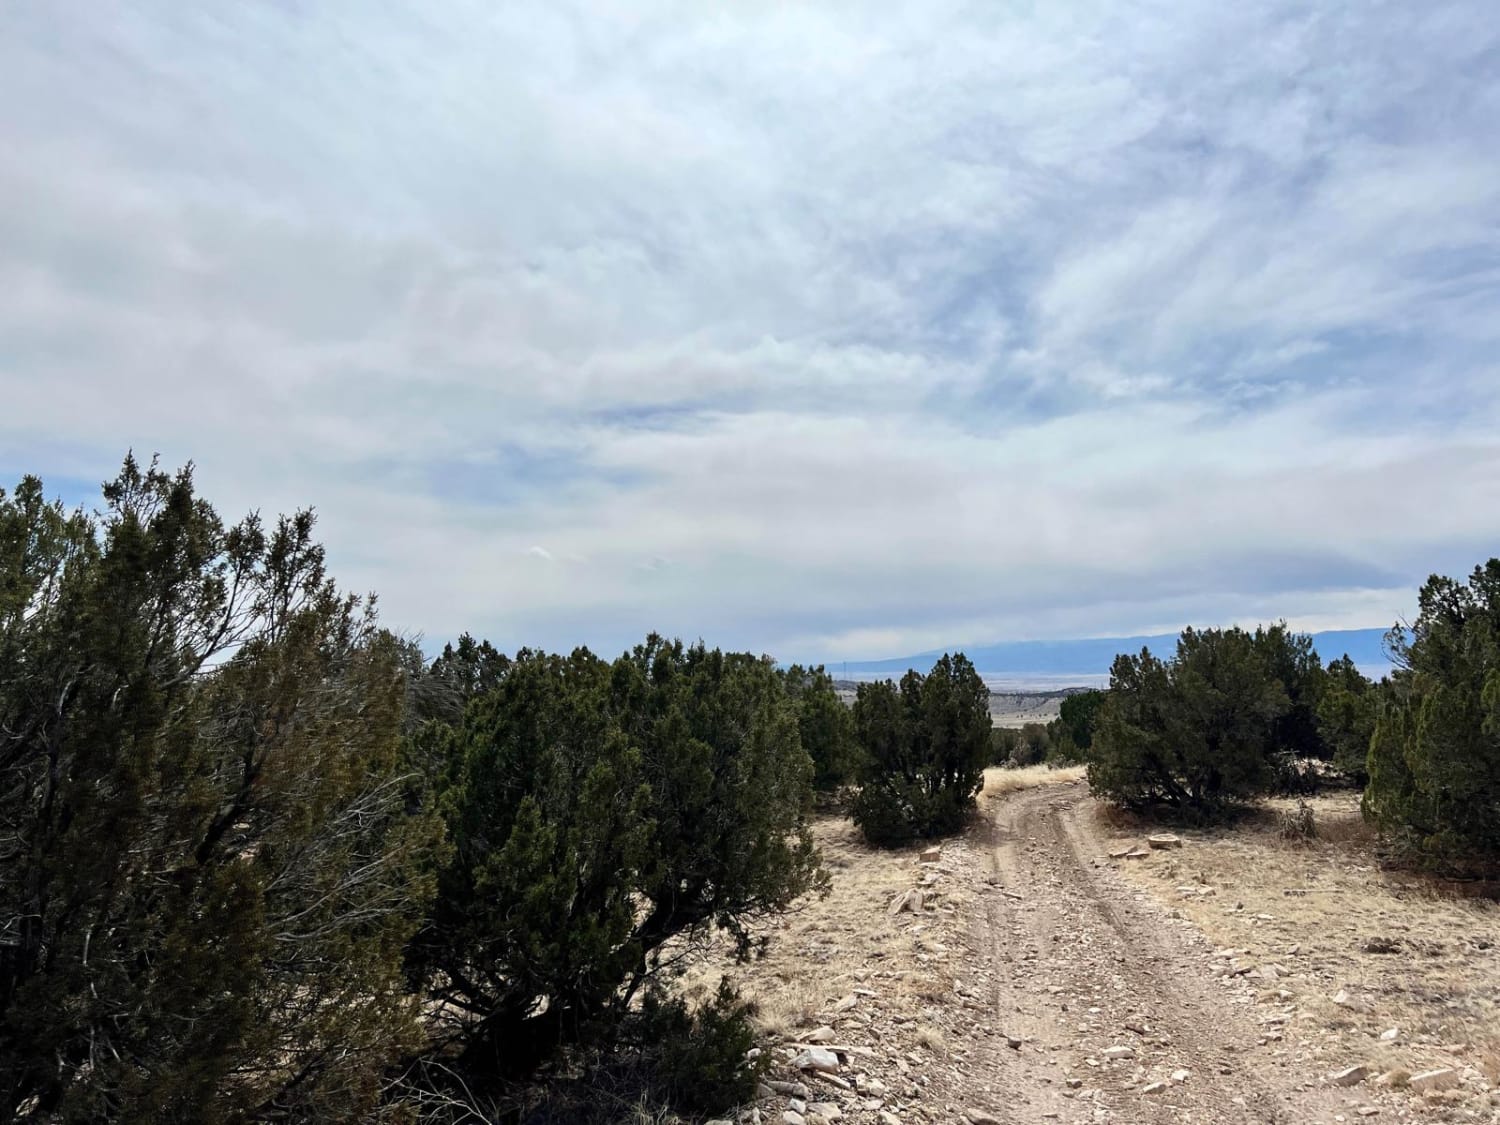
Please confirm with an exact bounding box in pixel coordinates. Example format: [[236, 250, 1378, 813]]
[[948, 780, 1348, 1124]]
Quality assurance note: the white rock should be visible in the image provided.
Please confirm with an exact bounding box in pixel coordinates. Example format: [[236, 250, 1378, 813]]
[[963, 1110, 1001, 1125], [792, 1047, 840, 1074], [807, 1103, 841, 1121], [887, 889, 924, 916], [803, 1026, 837, 1044], [833, 994, 858, 1013], [1171, 1069, 1191, 1083], [1102, 1046, 1135, 1060], [783, 1113, 806, 1125], [1147, 833, 1184, 849], [878, 1113, 902, 1125], [1142, 1081, 1170, 1095], [1329, 1065, 1371, 1087], [1378, 1027, 1398, 1041]]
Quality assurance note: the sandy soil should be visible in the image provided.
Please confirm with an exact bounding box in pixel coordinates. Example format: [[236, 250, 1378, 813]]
[[694, 776, 1499, 1125]]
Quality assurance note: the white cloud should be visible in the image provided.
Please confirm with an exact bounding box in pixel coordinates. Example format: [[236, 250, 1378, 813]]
[[2, 1, 1498, 661]]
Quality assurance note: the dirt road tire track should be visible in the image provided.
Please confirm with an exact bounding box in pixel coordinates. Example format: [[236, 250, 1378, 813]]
[[950, 780, 1344, 1124]]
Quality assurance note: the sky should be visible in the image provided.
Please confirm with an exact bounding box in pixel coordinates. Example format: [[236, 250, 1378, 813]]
[[2, 2, 1498, 663]]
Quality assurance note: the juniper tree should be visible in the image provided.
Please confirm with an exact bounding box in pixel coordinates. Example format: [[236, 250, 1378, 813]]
[[781, 664, 859, 790], [1252, 622, 1328, 760], [410, 636, 822, 1085], [0, 458, 439, 1123], [1365, 562, 1500, 872], [1318, 655, 1378, 784], [1088, 628, 1289, 810], [851, 653, 990, 845]]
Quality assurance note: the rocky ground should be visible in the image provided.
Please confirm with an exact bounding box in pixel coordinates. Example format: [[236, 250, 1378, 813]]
[[689, 775, 1499, 1125]]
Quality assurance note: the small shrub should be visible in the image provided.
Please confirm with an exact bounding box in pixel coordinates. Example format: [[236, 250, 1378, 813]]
[[1012, 722, 1052, 766], [635, 980, 767, 1116], [1277, 800, 1317, 842], [989, 727, 1020, 765]]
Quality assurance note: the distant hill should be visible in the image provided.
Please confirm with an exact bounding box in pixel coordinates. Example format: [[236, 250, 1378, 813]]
[[829, 627, 1393, 682]]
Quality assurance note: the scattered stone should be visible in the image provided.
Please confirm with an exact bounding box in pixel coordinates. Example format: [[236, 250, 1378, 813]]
[[1356, 1109, 1380, 1118], [1147, 833, 1184, 849], [783, 1113, 805, 1125], [1329, 1066, 1371, 1087], [803, 1026, 836, 1044], [887, 889, 924, 916], [1066, 1077, 1083, 1088], [1004, 1034, 1023, 1050], [833, 994, 858, 1013], [1171, 1069, 1191, 1083], [963, 1110, 1001, 1125], [1408, 1068, 1459, 1092], [920, 846, 942, 864], [792, 1047, 840, 1074], [1142, 1081, 1170, 1095], [878, 1113, 902, 1125], [1102, 1046, 1135, 1060], [1378, 1027, 1398, 1041], [755, 1082, 775, 1099], [806, 1104, 840, 1121]]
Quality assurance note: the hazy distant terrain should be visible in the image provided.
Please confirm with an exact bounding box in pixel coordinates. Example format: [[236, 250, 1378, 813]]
[[833, 681, 1092, 728], [826, 626, 1392, 682]]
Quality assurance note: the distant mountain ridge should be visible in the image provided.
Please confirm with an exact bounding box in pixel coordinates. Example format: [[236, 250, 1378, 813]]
[[830, 627, 1393, 680]]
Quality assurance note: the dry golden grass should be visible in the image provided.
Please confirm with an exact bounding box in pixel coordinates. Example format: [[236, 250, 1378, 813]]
[[979, 762, 1086, 799], [1099, 792, 1500, 1105]]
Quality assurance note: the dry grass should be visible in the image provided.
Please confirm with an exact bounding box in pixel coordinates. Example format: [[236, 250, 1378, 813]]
[[980, 762, 1086, 799], [1098, 792, 1500, 1108]]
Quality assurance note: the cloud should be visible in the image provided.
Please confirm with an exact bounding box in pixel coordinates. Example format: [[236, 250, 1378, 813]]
[[1, 1, 1498, 661]]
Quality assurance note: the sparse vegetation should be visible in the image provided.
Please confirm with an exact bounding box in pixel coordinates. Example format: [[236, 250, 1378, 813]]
[[7, 460, 1498, 1124]]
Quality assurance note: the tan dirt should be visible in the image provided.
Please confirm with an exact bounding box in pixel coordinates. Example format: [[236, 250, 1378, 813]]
[[691, 777, 1498, 1125]]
